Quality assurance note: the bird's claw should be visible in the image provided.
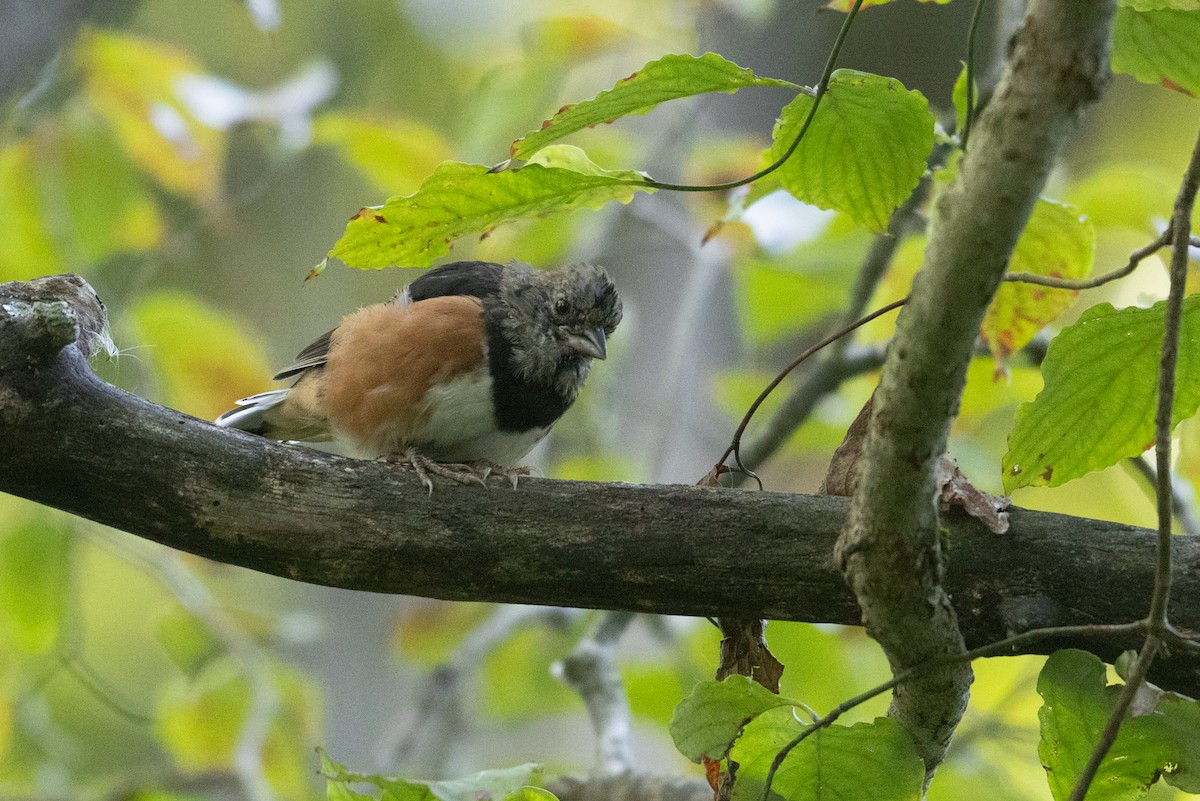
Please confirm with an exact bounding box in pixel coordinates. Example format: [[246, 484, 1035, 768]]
[[380, 449, 489, 495], [468, 461, 535, 489]]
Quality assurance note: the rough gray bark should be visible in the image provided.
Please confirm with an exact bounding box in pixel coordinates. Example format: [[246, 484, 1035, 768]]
[[836, 0, 1116, 774], [3, 275, 1200, 699]]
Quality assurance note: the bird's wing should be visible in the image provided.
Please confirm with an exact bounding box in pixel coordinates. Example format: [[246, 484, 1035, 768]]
[[405, 261, 507, 302], [273, 329, 334, 381], [273, 262, 509, 382]]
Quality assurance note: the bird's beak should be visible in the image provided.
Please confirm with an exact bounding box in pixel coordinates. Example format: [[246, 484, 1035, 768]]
[[564, 326, 607, 360]]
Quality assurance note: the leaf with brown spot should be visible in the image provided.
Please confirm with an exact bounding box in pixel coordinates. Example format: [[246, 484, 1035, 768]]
[[1004, 296, 1200, 492], [984, 198, 1094, 369], [329, 146, 652, 269]]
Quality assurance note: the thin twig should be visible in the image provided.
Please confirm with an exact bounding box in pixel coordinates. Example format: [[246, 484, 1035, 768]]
[[1066, 123, 1200, 801], [716, 297, 908, 485], [1003, 229, 1171, 290], [734, 346, 887, 481], [1127, 455, 1200, 537], [1151, 134, 1200, 626], [729, 150, 940, 485], [633, 0, 865, 194], [1066, 637, 1162, 801]]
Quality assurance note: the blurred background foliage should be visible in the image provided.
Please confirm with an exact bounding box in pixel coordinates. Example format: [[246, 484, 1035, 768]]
[[1, 0, 1198, 799]]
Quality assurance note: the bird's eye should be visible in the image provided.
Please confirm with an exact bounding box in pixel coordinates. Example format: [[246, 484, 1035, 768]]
[[554, 299, 570, 317]]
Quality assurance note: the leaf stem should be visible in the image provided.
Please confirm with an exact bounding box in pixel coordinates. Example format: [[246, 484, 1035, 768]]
[[714, 297, 908, 486], [635, 0, 865, 194], [727, 159, 938, 486], [961, 0, 988, 150]]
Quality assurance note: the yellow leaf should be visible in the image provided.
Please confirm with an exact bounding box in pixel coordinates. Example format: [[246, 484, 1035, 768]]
[[158, 659, 321, 801], [0, 141, 59, 281], [313, 113, 452, 196], [0, 505, 72, 657], [518, 15, 632, 63], [76, 29, 224, 201], [983, 199, 1094, 366], [0, 693, 11, 761], [126, 292, 272, 420]]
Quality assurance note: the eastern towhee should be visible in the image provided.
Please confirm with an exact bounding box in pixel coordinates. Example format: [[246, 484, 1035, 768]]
[[216, 260, 622, 491]]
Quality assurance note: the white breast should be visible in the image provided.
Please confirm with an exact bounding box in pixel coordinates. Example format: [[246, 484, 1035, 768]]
[[411, 367, 550, 465]]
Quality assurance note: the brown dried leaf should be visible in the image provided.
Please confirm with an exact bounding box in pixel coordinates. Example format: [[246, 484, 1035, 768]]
[[935, 455, 1010, 534], [819, 394, 874, 497], [697, 463, 731, 487], [715, 617, 784, 693]]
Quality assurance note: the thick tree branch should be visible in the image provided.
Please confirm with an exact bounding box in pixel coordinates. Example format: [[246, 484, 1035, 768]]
[[3, 275, 1200, 700], [836, 0, 1115, 774]]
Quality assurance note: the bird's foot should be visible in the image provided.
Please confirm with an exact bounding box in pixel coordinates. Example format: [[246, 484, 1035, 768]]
[[468, 461, 537, 489], [379, 448, 488, 495]]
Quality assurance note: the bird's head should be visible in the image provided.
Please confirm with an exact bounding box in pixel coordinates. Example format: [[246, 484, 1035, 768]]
[[494, 263, 622, 396]]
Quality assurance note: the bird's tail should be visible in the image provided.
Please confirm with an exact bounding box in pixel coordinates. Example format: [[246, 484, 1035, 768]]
[[216, 371, 332, 442], [215, 389, 291, 436]]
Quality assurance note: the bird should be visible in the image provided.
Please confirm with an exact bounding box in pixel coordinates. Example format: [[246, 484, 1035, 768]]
[[215, 260, 622, 492]]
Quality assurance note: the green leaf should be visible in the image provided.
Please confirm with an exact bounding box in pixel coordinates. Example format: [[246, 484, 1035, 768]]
[[1003, 296, 1200, 492], [729, 708, 924, 801], [1112, 7, 1200, 96], [0, 692, 11, 763], [394, 602, 493, 668], [319, 749, 544, 801], [952, 62, 973, 134], [459, 62, 567, 159], [669, 676, 797, 762], [0, 509, 72, 656], [61, 118, 164, 259], [480, 623, 579, 721], [502, 789, 558, 801], [983, 199, 1094, 364], [518, 15, 631, 63], [155, 607, 221, 677], [1066, 164, 1179, 234], [1037, 650, 1175, 801], [1155, 694, 1200, 791], [0, 120, 163, 281], [511, 53, 795, 160], [734, 222, 869, 343], [738, 260, 853, 344], [765, 70, 935, 232], [329, 145, 653, 269]]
